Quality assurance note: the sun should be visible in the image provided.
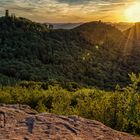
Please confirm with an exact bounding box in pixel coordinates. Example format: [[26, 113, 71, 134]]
[[125, 2, 140, 22]]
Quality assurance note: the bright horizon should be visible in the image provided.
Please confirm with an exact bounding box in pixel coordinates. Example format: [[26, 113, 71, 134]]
[[0, 0, 140, 23]]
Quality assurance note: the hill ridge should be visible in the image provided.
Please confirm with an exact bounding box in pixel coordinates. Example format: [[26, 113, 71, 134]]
[[0, 16, 139, 89]]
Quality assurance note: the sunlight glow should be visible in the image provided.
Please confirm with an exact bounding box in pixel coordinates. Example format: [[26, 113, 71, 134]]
[[125, 2, 140, 22]]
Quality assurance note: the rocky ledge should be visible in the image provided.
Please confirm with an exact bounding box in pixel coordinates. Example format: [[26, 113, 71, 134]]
[[0, 104, 139, 140]]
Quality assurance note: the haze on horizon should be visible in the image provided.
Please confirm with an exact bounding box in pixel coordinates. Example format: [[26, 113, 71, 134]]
[[0, 0, 140, 23]]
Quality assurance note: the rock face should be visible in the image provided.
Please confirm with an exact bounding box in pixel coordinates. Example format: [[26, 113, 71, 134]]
[[0, 105, 139, 140]]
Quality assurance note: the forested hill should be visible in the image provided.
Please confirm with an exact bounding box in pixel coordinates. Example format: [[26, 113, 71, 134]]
[[0, 16, 139, 89]]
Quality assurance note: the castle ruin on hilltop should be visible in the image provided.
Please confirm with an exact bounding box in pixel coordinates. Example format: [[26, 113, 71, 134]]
[[5, 10, 9, 17], [4, 10, 53, 29], [5, 10, 16, 18]]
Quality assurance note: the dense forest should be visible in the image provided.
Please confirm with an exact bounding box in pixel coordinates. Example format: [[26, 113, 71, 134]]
[[0, 16, 140, 89]]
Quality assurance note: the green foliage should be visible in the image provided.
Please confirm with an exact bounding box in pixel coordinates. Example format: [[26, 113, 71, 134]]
[[0, 17, 137, 89], [0, 73, 140, 135], [0, 16, 140, 135], [35, 100, 46, 113]]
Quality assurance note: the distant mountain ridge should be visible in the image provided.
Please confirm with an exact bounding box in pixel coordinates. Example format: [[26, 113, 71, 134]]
[[52, 22, 134, 31], [52, 23, 82, 29], [0, 16, 139, 89]]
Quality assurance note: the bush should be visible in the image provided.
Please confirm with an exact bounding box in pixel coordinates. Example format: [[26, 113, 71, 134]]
[[0, 73, 140, 135]]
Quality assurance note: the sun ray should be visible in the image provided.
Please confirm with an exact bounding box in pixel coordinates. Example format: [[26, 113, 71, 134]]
[[123, 26, 134, 56]]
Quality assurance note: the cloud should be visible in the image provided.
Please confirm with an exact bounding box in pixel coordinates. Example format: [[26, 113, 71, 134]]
[[0, 0, 134, 22]]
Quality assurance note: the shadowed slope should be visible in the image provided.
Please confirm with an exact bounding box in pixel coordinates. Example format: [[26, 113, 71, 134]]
[[123, 23, 140, 72]]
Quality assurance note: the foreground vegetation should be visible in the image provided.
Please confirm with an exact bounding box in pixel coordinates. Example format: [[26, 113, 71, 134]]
[[0, 73, 140, 135]]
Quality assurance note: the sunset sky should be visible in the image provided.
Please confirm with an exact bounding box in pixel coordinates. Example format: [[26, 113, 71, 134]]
[[0, 0, 139, 23]]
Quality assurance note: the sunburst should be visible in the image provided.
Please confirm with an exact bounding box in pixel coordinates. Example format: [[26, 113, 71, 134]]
[[124, 2, 140, 22]]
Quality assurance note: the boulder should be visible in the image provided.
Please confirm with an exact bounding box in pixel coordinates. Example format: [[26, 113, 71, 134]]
[[0, 105, 139, 140]]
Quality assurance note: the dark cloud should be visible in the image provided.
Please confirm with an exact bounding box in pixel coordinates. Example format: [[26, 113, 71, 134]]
[[56, 0, 91, 4], [56, 0, 128, 4]]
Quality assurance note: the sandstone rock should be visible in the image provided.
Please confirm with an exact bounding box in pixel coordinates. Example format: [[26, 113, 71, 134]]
[[0, 104, 139, 140]]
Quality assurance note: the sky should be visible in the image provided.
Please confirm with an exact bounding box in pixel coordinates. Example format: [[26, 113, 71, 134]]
[[0, 0, 138, 23]]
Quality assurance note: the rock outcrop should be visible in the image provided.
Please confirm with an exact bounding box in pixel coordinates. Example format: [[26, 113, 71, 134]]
[[0, 104, 139, 140]]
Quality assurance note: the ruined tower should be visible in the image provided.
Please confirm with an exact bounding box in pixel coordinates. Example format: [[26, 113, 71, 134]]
[[5, 10, 9, 17]]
